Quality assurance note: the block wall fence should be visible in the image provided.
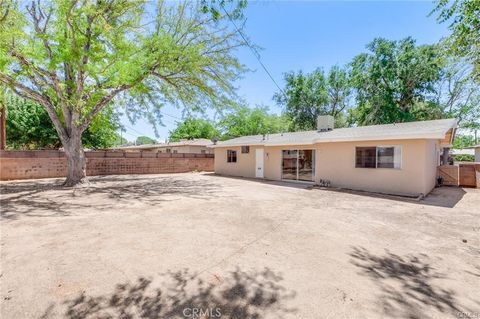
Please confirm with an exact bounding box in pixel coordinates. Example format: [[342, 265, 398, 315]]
[[0, 150, 214, 181]]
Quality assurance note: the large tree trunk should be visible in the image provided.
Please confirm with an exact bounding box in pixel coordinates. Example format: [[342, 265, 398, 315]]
[[63, 133, 87, 187]]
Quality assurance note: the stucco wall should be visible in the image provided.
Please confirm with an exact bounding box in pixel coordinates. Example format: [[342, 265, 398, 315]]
[[214, 139, 440, 196]]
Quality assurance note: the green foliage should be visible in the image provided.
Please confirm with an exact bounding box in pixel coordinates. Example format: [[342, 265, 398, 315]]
[[82, 106, 122, 149], [433, 0, 480, 81], [453, 134, 476, 149], [0, 0, 246, 145], [274, 66, 351, 130], [169, 118, 219, 142], [453, 154, 475, 162], [113, 135, 129, 147], [349, 37, 444, 125], [136, 136, 157, 145], [5, 93, 120, 149], [435, 59, 480, 129], [219, 105, 289, 140], [5, 93, 60, 149]]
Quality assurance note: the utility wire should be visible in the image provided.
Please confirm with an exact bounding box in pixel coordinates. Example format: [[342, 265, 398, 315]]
[[220, 5, 287, 99], [123, 124, 150, 137]]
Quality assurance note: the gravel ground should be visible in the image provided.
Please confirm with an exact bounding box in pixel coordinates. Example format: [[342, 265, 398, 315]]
[[1, 172, 479, 319]]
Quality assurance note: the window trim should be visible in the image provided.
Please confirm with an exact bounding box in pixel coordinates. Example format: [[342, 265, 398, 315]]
[[227, 149, 237, 163], [354, 145, 402, 170]]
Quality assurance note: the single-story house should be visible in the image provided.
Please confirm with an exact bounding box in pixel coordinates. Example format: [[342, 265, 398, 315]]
[[112, 138, 214, 154], [210, 116, 457, 196]]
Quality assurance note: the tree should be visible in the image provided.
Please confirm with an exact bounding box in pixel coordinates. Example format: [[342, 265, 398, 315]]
[[349, 37, 444, 125], [452, 134, 475, 149], [274, 66, 352, 131], [433, 0, 480, 81], [169, 118, 219, 142], [219, 105, 289, 140], [5, 93, 121, 149], [434, 59, 480, 130], [0, 0, 246, 185], [135, 136, 157, 145]]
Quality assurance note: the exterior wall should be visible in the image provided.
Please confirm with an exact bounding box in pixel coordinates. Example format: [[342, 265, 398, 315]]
[[214, 139, 440, 196], [214, 146, 259, 178], [0, 150, 214, 181], [476, 148, 480, 162]]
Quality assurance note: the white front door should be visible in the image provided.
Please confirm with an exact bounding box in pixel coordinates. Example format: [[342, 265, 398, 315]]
[[255, 148, 264, 178]]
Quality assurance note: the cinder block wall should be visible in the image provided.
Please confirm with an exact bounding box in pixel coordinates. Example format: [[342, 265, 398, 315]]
[[0, 150, 214, 181]]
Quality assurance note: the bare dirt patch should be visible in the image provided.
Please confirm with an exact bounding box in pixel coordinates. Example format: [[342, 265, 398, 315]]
[[1, 173, 479, 318]]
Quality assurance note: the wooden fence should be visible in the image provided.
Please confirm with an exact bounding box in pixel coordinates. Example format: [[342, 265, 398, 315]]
[[0, 150, 214, 181], [437, 163, 480, 187]]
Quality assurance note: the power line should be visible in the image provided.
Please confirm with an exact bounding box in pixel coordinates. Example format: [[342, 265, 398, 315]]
[[123, 124, 150, 137], [221, 5, 287, 99]]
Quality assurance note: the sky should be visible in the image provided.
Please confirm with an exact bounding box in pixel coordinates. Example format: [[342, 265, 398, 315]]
[[120, 1, 450, 143]]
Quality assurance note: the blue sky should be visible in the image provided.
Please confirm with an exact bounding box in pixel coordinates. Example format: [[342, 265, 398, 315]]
[[120, 1, 449, 142]]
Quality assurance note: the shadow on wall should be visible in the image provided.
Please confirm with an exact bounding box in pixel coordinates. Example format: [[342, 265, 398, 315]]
[[40, 267, 296, 319], [0, 175, 223, 220], [349, 247, 472, 319]]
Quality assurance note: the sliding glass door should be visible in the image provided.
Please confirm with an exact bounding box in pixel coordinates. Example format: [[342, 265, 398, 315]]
[[282, 149, 315, 181]]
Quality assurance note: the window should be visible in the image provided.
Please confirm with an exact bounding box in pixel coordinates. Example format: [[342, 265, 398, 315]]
[[166, 148, 171, 153], [201, 150, 206, 154], [241, 146, 250, 154], [356, 147, 376, 168], [173, 150, 178, 154], [356, 146, 401, 169], [227, 150, 237, 163]]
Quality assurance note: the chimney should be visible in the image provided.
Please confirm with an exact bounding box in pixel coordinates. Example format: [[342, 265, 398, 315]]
[[317, 115, 334, 132]]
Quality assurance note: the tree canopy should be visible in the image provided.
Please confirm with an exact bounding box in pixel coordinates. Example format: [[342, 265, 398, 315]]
[[169, 117, 219, 142], [349, 37, 444, 125], [433, 0, 480, 82], [0, 0, 247, 185], [218, 105, 289, 140], [4, 93, 121, 149], [135, 136, 157, 145], [274, 66, 351, 130]]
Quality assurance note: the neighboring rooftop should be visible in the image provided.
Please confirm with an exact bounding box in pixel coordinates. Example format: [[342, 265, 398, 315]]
[[451, 149, 475, 156], [211, 118, 457, 147], [112, 138, 213, 150]]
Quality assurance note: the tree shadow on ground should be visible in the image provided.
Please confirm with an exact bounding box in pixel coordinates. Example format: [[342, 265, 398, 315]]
[[349, 247, 472, 319], [40, 267, 296, 319], [0, 175, 223, 220]]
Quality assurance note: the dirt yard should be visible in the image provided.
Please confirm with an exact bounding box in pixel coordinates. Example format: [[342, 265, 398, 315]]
[[1, 173, 479, 319]]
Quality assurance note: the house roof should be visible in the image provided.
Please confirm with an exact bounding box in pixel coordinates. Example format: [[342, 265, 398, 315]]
[[113, 138, 213, 150], [211, 118, 457, 148], [466, 144, 480, 149]]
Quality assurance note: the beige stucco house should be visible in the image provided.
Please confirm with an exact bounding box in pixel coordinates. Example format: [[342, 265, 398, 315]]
[[114, 138, 214, 154], [211, 117, 457, 196]]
